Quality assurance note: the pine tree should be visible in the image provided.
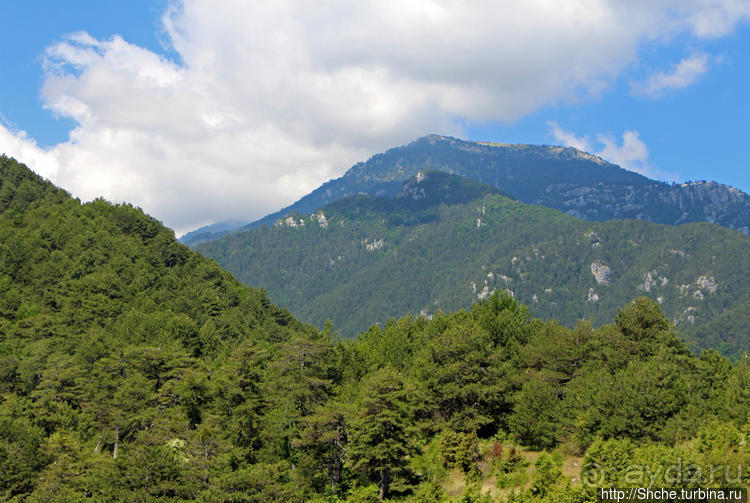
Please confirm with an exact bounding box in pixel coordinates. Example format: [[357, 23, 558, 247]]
[[293, 400, 349, 493], [348, 367, 415, 500]]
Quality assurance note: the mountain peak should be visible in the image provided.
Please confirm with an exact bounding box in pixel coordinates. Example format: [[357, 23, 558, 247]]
[[417, 134, 609, 166]]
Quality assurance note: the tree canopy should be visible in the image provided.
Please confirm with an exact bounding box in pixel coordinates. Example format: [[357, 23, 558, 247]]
[[1, 156, 749, 501]]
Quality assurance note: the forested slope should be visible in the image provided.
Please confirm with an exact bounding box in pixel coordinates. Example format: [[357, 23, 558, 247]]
[[0, 155, 324, 500], [198, 171, 750, 359]]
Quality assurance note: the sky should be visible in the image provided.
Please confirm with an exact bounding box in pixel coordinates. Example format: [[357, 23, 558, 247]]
[[1, 1, 749, 236]]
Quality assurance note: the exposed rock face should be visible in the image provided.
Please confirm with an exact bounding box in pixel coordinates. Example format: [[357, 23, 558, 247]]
[[541, 180, 750, 234], [683, 307, 698, 325], [639, 271, 657, 292], [586, 230, 601, 247], [696, 275, 718, 293], [587, 288, 600, 302], [591, 262, 612, 285], [477, 284, 492, 299], [362, 238, 384, 251], [275, 215, 306, 228]]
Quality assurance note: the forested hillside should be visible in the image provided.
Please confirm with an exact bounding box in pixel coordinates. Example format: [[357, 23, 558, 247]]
[[182, 134, 750, 244], [198, 171, 750, 359], [0, 155, 322, 500], [2, 156, 749, 502]]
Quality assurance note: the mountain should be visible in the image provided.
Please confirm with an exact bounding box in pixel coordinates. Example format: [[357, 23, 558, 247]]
[[2, 156, 749, 501], [197, 170, 750, 358], [180, 134, 750, 244]]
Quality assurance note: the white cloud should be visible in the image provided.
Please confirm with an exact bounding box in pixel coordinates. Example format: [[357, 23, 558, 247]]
[[548, 122, 679, 181], [546, 122, 594, 153], [597, 131, 652, 175], [1, 0, 749, 234], [631, 53, 712, 97], [683, 0, 750, 37], [0, 124, 60, 181]]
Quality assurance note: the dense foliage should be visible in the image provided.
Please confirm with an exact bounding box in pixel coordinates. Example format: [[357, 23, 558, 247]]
[[182, 134, 750, 244], [198, 171, 750, 359], [0, 156, 317, 500], [2, 157, 749, 502]]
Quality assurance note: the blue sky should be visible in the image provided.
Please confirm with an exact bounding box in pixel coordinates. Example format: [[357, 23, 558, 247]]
[[1, 1, 749, 234], [469, 27, 750, 188], [0, 1, 170, 145]]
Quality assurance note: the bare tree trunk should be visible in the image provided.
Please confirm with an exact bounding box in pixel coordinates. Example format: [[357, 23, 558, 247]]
[[94, 428, 102, 453], [113, 426, 119, 459], [331, 456, 341, 492], [378, 470, 390, 500]]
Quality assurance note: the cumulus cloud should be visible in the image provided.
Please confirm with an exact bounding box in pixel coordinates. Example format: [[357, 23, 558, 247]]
[[546, 122, 594, 153], [631, 53, 713, 97], [598, 131, 652, 175], [548, 122, 678, 181], [0, 123, 60, 180], [1, 0, 748, 234]]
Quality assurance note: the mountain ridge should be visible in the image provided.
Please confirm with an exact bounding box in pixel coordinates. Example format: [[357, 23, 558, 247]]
[[180, 134, 750, 244]]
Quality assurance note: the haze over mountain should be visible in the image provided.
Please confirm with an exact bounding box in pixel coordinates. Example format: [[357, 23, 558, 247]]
[[198, 170, 750, 359], [181, 135, 750, 245]]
